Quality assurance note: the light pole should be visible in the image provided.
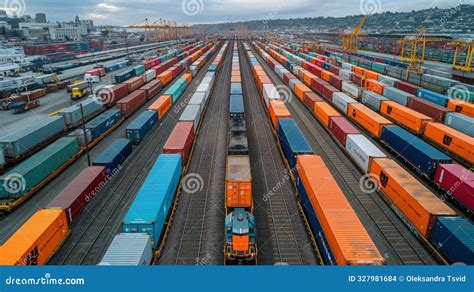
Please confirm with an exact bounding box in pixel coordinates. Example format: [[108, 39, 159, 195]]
[[79, 103, 91, 166]]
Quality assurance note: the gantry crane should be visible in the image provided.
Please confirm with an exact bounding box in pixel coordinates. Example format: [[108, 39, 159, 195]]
[[339, 15, 367, 53], [449, 40, 473, 72], [127, 18, 196, 41], [398, 28, 442, 75]]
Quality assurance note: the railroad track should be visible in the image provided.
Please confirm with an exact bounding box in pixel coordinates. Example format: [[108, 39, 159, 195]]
[[249, 44, 437, 265], [158, 42, 233, 265], [239, 42, 318, 266], [48, 47, 221, 266]]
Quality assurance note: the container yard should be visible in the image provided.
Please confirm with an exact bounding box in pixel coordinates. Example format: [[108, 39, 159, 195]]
[[0, 2, 472, 291]]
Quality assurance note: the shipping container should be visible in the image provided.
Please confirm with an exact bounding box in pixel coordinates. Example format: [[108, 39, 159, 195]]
[[395, 81, 419, 96], [269, 100, 291, 129], [417, 89, 450, 107], [361, 90, 388, 112], [341, 81, 363, 100], [92, 138, 132, 174], [122, 154, 182, 248], [148, 95, 172, 120], [423, 123, 474, 165], [369, 158, 456, 237], [314, 102, 341, 127], [329, 117, 360, 146], [278, 118, 313, 169], [296, 155, 384, 265], [348, 103, 393, 137], [0, 209, 69, 265], [59, 98, 103, 128], [230, 83, 243, 95], [85, 109, 123, 140], [179, 104, 202, 132], [332, 92, 357, 114], [226, 155, 252, 209], [163, 122, 195, 165], [364, 79, 386, 95], [0, 116, 65, 158], [380, 101, 432, 134], [294, 83, 312, 100], [407, 97, 451, 123], [139, 80, 162, 100], [0, 137, 79, 199], [303, 92, 322, 109], [430, 217, 473, 265], [46, 166, 106, 223], [262, 84, 280, 108], [230, 95, 245, 120], [144, 70, 157, 83], [444, 112, 474, 137], [116, 90, 147, 117], [345, 134, 386, 172], [383, 87, 413, 106], [447, 100, 474, 118], [434, 164, 473, 212], [126, 110, 158, 144], [98, 84, 129, 106], [189, 92, 207, 113], [99, 233, 153, 266]]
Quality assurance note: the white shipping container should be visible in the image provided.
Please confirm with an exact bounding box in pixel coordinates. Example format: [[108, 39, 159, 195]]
[[339, 69, 352, 80], [263, 84, 281, 108], [345, 134, 386, 173], [378, 75, 399, 87], [189, 91, 206, 113], [195, 82, 211, 101], [332, 92, 357, 115], [202, 76, 214, 87], [179, 104, 201, 132], [99, 233, 152, 266], [144, 69, 157, 83], [341, 62, 353, 71], [289, 78, 302, 91], [190, 66, 198, 77], [341, 81, 362, 100]]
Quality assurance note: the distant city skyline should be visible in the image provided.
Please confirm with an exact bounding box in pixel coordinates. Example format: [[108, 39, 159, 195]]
[[10, 0, 472, 26]]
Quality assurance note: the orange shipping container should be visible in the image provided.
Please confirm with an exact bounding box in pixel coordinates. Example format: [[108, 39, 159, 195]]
[[321, 70, 333, 82], [348, 103, 393, 137], [364, 70, 380, 81], [364, 79, 386, 95], [447, 100, 474, 118], [369, 158, 456, 237], [294, 83, 312, 100], [380, 101, 432, 134], [226, 155, 252, 209], [269, 100, 291, 129], [314, 102, 341, 127], [231, 70, 240, 76], [423, 123, 474, 165], [231, 75, 241, 83], [148, 95, 172, 120], [256, 75, 271, 92], [232, 66, 240, 71], [157, 70, 173, 86], [302, 71, 316, 87], [352, 66, 364, 76], [297, 155, 384, 265], [0, 209, 69, 265], [181, 73, 192, 84]]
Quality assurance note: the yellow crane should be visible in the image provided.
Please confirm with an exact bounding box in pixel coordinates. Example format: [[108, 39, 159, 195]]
[[449, 40, 473, 72], [398, 28, 442, 75], [127, 18, 195, 41], [339, 15, 367, 53]]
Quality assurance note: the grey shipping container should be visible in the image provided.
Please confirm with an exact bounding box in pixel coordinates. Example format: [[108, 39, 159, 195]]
[[68, 128, 92, 147], [179, 104, 202, 132], [345, 134, 386, 173], [189, 92, 206, 113], [361, 90, 388, 112], [0, 116, 65, 158], [378, 75, 399, 87], [383, 87, 413, 106], [332, 92, 357, 114], [98, 233, 153, 266], [444, 112, 474, 137], [59, 98, 103, 128]]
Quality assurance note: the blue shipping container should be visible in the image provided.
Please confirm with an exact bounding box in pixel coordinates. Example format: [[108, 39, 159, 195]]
[[230, 83, 243, 95], [278, 118, 313, 169], [230, 95, 244, 119], [126, 111, 158, 144], [122, 154, 182, 248], [430, 217, 473, 265], [114, 69, 136, 84], [381, 126, 452, 178], [92, 138, 132, 174], [86, 109, 123, 140], [416, 89, 450, 107]]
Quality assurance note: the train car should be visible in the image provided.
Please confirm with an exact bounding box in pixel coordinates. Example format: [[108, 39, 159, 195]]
[[277, 118, 313, 170], [99, 233, 153, 266], [224, 208, 257, 265], [163, 122, 195, 166], [126, 110, 159, 144], [92, 138, 132, 175]]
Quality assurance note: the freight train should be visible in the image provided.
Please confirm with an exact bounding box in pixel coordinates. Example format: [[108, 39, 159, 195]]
[[253, 40, 473, 265], [243, 42, 386, 265], [224, 44, 256, 265], [0, 42, 214, 213]]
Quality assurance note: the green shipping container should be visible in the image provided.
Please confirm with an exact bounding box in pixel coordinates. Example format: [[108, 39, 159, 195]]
[[0, 137, 80, 199], [164, 84, 184, 103], [349, 58, 359, 66], [372, 63, 387, 74]]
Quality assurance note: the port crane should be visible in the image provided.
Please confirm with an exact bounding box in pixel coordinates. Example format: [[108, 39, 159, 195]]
[[449, 40, 473, 72], [127, 18, 198, 41], [339, 15, 367, 53], [398, 28, 442, 76]]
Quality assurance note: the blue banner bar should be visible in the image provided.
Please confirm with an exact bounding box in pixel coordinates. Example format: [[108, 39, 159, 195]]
[[0, 266, 472, 291]]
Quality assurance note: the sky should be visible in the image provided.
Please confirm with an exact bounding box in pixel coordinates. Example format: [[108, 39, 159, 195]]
[[4, 0, 473, 26]]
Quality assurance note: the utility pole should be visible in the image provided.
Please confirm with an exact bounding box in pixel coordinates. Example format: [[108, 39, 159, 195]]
[[80, 103, 91, 166]]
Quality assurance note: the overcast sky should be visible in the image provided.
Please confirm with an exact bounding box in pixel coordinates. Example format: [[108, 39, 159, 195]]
[[8, 0, 474, 25]]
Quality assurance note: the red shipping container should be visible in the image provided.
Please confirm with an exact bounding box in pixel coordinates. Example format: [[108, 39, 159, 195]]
[[329, 74, 343, 90], [396, 80, 420, 96], [407, 97, 451, 123], [321, 84, 338, 101], [124, 76, 145, 93], [351, 73, 364, 86], [163, 122, 195, 165], [311, 78, 328, 94], [152, 64, 165, 75], [99, 84, 128, 106], [329, 116, 360, 146], [283, 73, 294, 85], [116, 90, 146, 117], [329, 65, 340, 75], [45, 166, 106, 223], [139, 80, 163, 100], [434, 164, 474, 212], [304, 92, 322, 109], [170, 66, 181, 78]]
